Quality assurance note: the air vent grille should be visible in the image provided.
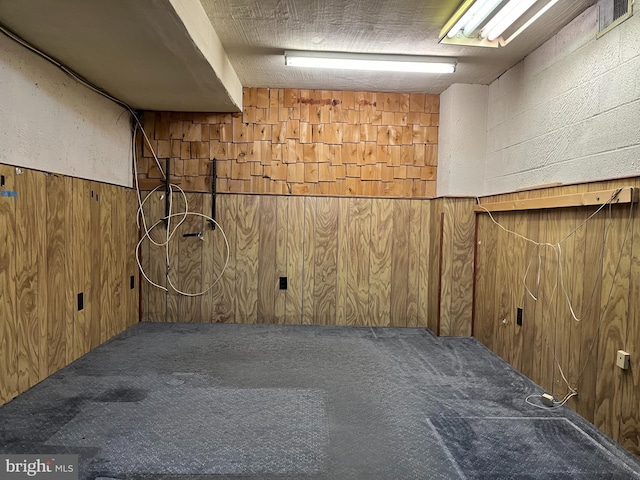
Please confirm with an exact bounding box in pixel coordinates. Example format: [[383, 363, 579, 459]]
[[598, 0, 633, 37]]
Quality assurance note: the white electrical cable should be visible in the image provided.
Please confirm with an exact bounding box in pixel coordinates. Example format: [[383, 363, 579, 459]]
[[525, 391, 577, 410], [0, 23, 231, 299]]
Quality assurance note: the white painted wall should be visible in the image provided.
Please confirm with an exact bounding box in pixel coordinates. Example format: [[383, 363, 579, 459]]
[[484, 5, 640, 195], [437, 83, 488, 197], [0, 34, 133, 187]]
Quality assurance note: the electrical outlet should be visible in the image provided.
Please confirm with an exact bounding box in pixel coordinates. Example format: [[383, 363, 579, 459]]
[[617, 350, 630, 370], [279, 277, 288, 290], [516, 307, 523, 326]]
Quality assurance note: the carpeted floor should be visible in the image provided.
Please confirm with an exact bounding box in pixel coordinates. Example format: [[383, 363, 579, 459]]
[[1, 323, 639, 479]]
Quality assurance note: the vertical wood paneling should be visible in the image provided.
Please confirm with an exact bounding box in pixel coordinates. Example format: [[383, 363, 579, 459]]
[[509, 210, 528, 371], [417, 201, 431, 328], [620, 180, 640, 454], [46, 175, 71, 375], [200, 195, 215, 323], [146, 191, 167, 322], [335, 198, 350, 326], [15, 170, 47, 391], [552, 187, 577, 399], [520, 208, 540, 380], [89, 182, 102, 348], [72, 178, 89, 359], [211, 194, 237, 323], [139, 190, 151, 322], [177, 193, 204, 322], [235, 195, 260, 323], [565, 194, 586, 411], [166, 192, 186, 322], [451, 199, 475, 336], [536, 206, 554, 392], [492, 212, 511, 360], [286, 196, 304, 324], [369, 199, 393, 327], [474, 178, 640, 457], [439, 201, 454, 335], [427, 201, 441, 333], [99, 184, 114, 342], [575, 185, 605, 423], [274, 196, 288, 324], [406, 201, 422, 328], [391, 200, 410, 327], [63, 178, 75, 364], [0, 166, 137, 409], [346, 198, 371, 326], [257, 196, 277, 323], [139, 193, 472, 333], [594, 201, 631, 442], [313, 197, 338, 325], [111, 185, 126, 337], [0, 165, 18, 404], [126, 189, 139, 328], [302, 197, 316, 325]]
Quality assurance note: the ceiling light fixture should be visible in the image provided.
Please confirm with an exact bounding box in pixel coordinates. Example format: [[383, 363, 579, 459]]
[[446, 0, 502, 38], [439, 0, 558, 48], [284, 51, 457, 73], [480, 0, 539, 41], [501, 0, 559, 45]]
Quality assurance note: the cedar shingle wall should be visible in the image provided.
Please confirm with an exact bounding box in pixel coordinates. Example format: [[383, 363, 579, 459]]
[[137, 88, 439, 197]]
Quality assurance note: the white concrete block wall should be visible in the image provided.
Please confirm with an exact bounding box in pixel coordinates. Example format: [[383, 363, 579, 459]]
[[484, 5, 640, 195], [0, 35, 133, 187], [437, 83, 488, 197]]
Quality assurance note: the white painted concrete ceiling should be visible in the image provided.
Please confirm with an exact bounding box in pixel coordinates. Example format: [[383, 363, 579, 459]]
[[0, 0, 596, 111], [201, 0, 596, 93]]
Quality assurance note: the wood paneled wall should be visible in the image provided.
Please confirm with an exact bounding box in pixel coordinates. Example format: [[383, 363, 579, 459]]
[[432, 197, 476, 336], [136, 88, 439, 198], [139, 193, 467, 328], [0, 164, 139, 407], [474, 178, 640, 455]]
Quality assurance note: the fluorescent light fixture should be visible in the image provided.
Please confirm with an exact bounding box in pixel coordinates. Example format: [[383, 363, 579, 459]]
[[462, 0, 503, 36], [481, 0, 539, 41], [446, 0, 503, 38], [284, 51, 457, 73], [502, 0, 559, 45], [440, 0, 558, 47], [447, 0, 490, 37]]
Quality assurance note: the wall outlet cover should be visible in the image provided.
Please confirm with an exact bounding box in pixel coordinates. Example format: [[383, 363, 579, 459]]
[[617, 350, 630, 370]]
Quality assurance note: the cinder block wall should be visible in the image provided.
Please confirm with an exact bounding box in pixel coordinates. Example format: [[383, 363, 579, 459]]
[[485, 6, 640, 194]]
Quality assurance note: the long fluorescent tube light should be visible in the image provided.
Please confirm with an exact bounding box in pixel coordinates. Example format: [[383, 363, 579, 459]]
[[446, 0, 502, 38], [481, 0, 539, 41], [284, 51, 457, 73], [447, 0, 492, 37], [501, 0, 559, 45], [462, 0, 503, 36]]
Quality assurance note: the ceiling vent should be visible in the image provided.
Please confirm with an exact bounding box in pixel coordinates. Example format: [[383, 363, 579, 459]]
[[598, 0, 633, 37]]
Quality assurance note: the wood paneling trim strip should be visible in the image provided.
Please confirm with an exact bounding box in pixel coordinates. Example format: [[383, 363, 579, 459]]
[[476, 187, 636, 212]]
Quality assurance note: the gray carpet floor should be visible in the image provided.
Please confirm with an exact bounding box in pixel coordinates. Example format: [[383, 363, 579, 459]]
[[1, 323, 639, 479]]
